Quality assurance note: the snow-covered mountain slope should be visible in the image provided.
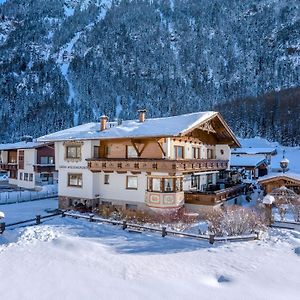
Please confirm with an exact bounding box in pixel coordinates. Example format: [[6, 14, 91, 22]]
[[0, 0, 299, 144]]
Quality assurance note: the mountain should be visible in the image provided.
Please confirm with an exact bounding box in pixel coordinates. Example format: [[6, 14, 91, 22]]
[[0, 0, 299, 144]]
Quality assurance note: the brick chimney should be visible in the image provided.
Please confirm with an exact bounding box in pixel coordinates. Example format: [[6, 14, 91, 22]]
[[138, 109, 146, 123], [100, 115, 108, 131]]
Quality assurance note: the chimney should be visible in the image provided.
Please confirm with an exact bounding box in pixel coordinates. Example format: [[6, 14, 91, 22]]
[[100, 115, 108, 131], [138, 109, 146, 123]]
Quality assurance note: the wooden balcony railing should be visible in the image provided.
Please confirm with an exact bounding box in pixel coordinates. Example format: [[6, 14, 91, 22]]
[[184, 184, 246, 206], [0, 163, 18, 171], [33, 164, 56, 173], [86, 158, 228, 173]]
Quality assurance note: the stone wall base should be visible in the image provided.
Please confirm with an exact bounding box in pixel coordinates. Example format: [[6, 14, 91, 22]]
[[59, 196, 100, 210]]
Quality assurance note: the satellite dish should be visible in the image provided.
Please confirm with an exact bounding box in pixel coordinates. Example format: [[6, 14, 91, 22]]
[[0, 211, 5, 219]]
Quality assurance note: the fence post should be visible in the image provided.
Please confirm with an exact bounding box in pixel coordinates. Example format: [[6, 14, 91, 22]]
[[122, 220, 127, 230], [162, 226, 167, 237], [89, 215, 94, 222], [209, 234, 215, 244], [36, 215, 41, 225], [0, 222, 5, 234], [61, 211, 65, 218]]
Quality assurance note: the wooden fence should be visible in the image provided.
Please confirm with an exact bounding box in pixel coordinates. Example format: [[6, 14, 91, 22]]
[[61, 212, 259, 244]]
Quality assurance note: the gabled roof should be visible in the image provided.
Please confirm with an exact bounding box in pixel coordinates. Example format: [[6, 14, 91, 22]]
[[232, 147, 277, 155], [230, 155, 267, 167], [37, 111, 240, 147], [0, 141, 52, 151], [258, 173, 300, 184]]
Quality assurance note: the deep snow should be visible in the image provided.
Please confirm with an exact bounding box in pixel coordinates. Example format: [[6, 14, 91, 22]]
[[0, 199, 300, 300]]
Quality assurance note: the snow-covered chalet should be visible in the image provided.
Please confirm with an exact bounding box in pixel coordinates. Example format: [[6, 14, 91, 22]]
[[38, 111, 244, 212]]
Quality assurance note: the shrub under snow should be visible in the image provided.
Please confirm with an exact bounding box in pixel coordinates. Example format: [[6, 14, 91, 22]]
[[207, 206, 266, 237]]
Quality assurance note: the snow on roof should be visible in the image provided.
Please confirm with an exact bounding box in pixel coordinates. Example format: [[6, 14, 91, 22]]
[[232, 147, 277, 155], [230, 155, 267, 167], [258, 172, 300, 183], [37, 111, 220, 142], [0, 141, 49, 151]]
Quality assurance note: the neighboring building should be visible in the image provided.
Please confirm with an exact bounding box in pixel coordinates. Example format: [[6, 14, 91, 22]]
[[38, 111, 243, 212], [0, 140, 57, 189], [258, 173, 300, 195], [231, 147, 277, 165], [230, 156, 268, 179]]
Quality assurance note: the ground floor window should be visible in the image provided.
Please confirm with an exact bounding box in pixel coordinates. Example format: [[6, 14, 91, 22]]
[[19, 172, 23, 180], [126, 204, 138, 211], [29, 173, 33, 181], [24, 173, 29, 181], [68, 173, 83, 187], [126, 176, 138, 190]]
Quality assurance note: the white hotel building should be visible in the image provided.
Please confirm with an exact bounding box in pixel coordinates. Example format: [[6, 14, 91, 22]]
[[38, 111, 243, 212]]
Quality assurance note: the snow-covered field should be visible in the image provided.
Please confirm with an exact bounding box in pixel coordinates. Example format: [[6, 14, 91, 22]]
[[0, 199, 299, 300]]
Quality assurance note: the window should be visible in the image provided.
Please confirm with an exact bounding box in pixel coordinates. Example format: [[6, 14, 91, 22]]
[[29, 173, 33, 181], [126, 176, 138, 190], [207, 174, 213, 185], [152, 178, 161, 192], [104, 174, 110, 184], [94, 146, 100, 158], [19, 172, 23, 180], [164, 178, 174, 192], [105, 146, 111, 157], [66, 146, 81, 159], [126, 145, 138, 158], [24, 173, 29, 181], [40, 156, 54, 164], [174, 146, 184, 159], [192, 147, 201, 159], [68, 173, 83, 187], [126, 204, 138, 211], [207, 149, 213, 159]]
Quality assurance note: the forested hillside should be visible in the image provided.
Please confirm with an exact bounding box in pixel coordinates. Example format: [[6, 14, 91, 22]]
[[0, 0, 299, 144]]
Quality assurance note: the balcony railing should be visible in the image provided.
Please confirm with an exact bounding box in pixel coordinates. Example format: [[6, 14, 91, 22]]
[[0, 162, 18, 171], [184, 184, 246, 206], [86, 158, 228, 173], [33, 164, 56, 173]]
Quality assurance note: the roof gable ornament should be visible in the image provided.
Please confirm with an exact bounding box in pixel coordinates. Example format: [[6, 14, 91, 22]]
[[198, 120, 216, 134]]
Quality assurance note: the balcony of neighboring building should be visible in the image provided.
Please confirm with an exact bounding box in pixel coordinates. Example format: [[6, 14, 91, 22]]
[[33, 156, 55, 173]]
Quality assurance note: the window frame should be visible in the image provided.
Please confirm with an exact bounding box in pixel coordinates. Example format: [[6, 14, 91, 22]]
[[68, 173, 83, 188], [126, 175, 138, 190], [174, 146, 184, 159], [65, 145, 81, 160], [104, 174, 110, 185]]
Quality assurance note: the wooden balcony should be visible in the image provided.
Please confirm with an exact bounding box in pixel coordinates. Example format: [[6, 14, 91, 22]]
[[184, 184, 246, 206], [86, 158, 228, 173], [0, 162, 18, 171], [33, 164, 56, 173]]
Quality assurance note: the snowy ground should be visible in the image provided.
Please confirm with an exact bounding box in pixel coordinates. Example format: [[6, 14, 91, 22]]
[[0, 199, 299, 300]]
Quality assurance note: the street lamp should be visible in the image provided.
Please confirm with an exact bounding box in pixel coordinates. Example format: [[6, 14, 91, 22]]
[[280, 150, 289, 173]]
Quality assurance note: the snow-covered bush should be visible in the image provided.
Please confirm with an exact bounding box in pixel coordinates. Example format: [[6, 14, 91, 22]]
[[291, 203, 300, 222], [207, 206, 266, 237]]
